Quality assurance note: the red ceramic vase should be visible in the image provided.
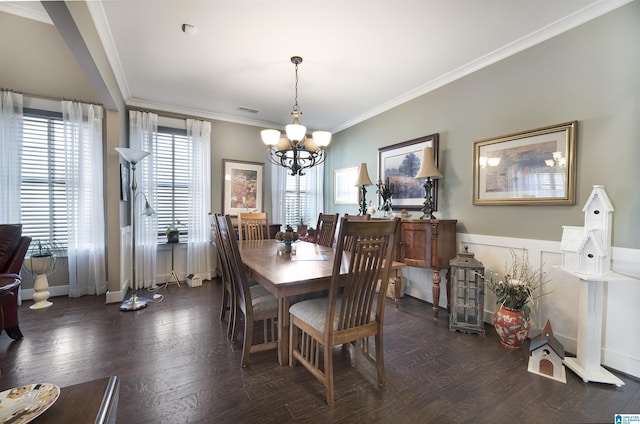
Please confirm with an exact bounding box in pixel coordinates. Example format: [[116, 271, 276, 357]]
[[493, 307, 530, 349]]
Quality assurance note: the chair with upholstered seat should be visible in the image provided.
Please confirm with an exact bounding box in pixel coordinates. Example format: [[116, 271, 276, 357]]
[[0, 224, 32, 340], [209, 213, 235, 339], [289, 217, 399, 405], [342, 214, 371, 251], [313, 213, 339, 247], [217, 214, 278, 367], [237, 212, 270, 241]]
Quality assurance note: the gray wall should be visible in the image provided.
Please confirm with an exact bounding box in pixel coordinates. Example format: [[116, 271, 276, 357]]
[[326, 2, 640, 249]]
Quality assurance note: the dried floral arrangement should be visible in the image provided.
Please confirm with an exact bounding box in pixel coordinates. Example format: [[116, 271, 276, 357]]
[[376, 177, 395, 212], [275, 225, 299, 243], [482, 249, 548, 320]]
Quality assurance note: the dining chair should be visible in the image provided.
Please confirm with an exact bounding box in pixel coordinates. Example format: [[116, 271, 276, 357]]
[[217, 214, 279, 367], [237, 212, 270, 241], [0, 224, 32, 340], [289, 217, 400, 405], [342, 213, 371, 252], [209, 213, 236, 339], [314, 213, 339, 247]]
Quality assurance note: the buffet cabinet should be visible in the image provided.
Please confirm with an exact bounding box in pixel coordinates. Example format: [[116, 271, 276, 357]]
[[395, 219, 458, 318]]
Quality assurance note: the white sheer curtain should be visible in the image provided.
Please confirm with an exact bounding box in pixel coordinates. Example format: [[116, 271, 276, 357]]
[[62, 101, 107, 296], [129, 110, 158, 289], [186, 118, 213, 280], [0, 90, 23, 224], [306, 162, 324, 224], [270, 163, 288, 227]]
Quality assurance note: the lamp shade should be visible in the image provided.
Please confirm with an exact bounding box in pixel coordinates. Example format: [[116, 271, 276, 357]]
[[276, 136, 292, 151], [354, 162, 373, 186], [115, 147, 150, 164], [142, 200, 155, 216], [286, 123, 306, 142], [304, 137, 319, 153], [312, 131, 332, 147], [415, 147, 442, 180], [261, 129, 281, 146]]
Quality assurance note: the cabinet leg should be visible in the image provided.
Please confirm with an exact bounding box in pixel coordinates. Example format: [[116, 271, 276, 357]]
[[432, 269, 441, 319], [394, 276, 401, 308]]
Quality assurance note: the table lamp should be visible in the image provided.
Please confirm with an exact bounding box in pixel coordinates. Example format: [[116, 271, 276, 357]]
[[414, 147, 442, 219], [355, 162, 373, 216]]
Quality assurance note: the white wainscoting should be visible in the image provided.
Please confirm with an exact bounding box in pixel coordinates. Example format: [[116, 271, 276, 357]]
[[402, 233, 640, 379]]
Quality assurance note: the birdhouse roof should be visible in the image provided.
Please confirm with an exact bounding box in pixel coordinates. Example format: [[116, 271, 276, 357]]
[[560, 226, 586, 252], [529, 320, 565, 358], [560, 227, 607, 257], [582, 185, 614, 213], [583, 229, 607, 257]]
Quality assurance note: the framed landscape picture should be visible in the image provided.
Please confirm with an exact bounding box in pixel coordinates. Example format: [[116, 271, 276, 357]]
[[473, 121, 577, 205], [222, 159, 264, 216], [378, 134, 439, 210]]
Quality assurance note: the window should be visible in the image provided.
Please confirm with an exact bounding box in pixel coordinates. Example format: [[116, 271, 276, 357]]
[[155, 126, 190, 239], [20, 108, 68, 247], [284, 174, 309, 227]]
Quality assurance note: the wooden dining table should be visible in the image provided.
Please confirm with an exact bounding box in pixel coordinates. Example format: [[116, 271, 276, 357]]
[[238, 239, 405, 365]]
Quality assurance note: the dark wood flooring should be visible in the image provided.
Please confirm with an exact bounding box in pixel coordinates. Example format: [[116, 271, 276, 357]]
[[1, 279, 638, 423]]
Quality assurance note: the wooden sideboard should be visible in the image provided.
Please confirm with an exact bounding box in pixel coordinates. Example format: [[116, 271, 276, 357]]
[[395, 219, 458, 319]]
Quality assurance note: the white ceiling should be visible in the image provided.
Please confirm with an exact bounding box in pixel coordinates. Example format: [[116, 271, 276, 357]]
[[1, 0, 631, 133]]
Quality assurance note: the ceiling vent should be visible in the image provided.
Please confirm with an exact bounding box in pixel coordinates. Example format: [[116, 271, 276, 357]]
[[237, 106, 259, 114]]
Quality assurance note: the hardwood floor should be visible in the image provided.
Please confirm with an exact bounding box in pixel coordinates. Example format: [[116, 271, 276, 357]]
[[1, 279, 638, 423]]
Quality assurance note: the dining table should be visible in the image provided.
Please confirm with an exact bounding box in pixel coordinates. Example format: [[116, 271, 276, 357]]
[[238, 239, 405, 365]]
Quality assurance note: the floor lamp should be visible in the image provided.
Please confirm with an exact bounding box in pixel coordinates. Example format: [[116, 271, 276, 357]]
[[116, 147, 155, 311], [415, 147, 443, 219]]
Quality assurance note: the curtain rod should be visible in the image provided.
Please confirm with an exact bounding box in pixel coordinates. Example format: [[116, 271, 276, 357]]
[[126, 106, 213, 123], [1, 87, 103, 107]]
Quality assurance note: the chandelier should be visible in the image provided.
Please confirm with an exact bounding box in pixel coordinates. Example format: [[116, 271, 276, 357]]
[[261, 56, 331, 176]]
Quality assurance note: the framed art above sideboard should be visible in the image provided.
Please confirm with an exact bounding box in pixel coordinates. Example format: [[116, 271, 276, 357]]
[[378, 134, 439, 211]]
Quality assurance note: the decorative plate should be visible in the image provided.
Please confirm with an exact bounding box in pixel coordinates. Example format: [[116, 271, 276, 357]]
[[0, 383, 60, 424]]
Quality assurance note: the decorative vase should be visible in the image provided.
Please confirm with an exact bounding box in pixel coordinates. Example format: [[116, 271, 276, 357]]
[[381, 199, 393, 218], [284, 242, 292, 253], [25, 255, 55, 309], [493, 307, 530, 349]]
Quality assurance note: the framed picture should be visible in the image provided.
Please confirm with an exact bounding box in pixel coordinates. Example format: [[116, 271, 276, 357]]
[[473, 121, 577, 205], [222, 159, 264, 216], [378, 134, 439, 210], [333, 166, 360, 205]]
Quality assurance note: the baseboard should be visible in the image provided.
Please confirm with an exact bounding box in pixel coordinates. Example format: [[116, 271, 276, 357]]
[[20, 284, 69, 300], [105, 290, 124, 304]]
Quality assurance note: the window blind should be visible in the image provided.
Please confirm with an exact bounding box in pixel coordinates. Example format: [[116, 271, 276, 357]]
[[20, 109, 68, 246], [155, 126, 190, 239]]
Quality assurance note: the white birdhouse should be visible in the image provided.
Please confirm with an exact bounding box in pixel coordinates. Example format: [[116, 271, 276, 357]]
[[560, 185, 613, 277], [528, 320, 566, 383]]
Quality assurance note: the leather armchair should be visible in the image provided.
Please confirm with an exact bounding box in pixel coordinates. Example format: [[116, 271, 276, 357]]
[[0, 224, 32, 340]]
